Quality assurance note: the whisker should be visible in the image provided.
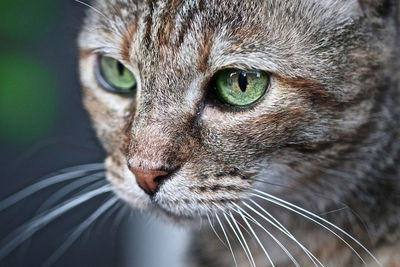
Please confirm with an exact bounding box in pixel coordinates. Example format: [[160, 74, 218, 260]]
[[73, 0, 125, 41], [213, 203, 253, 267], [231, 209, 277, 267], [50, 163, 104, 174], [251, 178, 349, 213], [232, 206, 293, 267], [11, 139, 60, 169], [252, 190, 381, 266], [247, 200, 322, 267], [231, 217, 253, 237], [93, 199, 123, 235], [213, 204, 252, 237], [37, 173, 105, 213], [73, 0, 112, 22], [206, 213, 228, 249], [248, 200, 291, 237], [215, 214, 238, 267], [111, 204, 129, 235], [223, 212, 256, 267], [252, 192, 362, 263], [0, 185, 112, 261], [252, 189, 381, 265], [0, 163, 104, 212], [319, 207, 348, 216], [251, 177, 371, 239], [42, 196, 119, 267]]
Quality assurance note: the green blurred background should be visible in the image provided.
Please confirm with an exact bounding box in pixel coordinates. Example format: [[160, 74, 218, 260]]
[[0, 1, 123, 266], [0, 0, 59, 145]]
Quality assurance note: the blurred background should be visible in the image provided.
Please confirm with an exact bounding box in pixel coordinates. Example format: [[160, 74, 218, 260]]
[[0, 1, 189, 266]]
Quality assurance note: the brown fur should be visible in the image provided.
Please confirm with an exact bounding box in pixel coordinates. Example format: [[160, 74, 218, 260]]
[[78, 0, 400, 266], [121, 23, 138, 62]]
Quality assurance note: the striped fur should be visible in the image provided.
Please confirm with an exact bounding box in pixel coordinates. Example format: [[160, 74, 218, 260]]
[[78, 0, 400, 266]]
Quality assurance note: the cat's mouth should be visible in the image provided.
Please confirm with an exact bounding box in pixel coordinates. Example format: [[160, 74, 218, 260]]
[[105, 158, 250, 222], [106, 168, 201, 221]]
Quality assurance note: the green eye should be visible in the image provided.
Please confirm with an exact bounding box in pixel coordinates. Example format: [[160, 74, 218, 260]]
[[98, 56, 137, 93], [215, 69, 269, 106]]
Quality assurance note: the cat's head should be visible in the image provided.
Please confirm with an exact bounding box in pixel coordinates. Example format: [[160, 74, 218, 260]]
[[78, 0, 398, 221]]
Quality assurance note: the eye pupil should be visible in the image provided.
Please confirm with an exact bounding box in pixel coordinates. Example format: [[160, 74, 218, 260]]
[[117, 61, 125, 76], [238, 72, 247, 92]]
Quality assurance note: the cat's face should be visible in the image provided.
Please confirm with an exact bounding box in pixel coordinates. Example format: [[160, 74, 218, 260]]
[[78, 0, 393, 221]]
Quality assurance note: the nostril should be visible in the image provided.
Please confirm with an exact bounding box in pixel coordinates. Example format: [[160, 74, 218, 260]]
[[154, 174, 170, 187]]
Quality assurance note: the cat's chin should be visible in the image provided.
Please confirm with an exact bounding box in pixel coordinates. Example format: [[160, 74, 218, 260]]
[[151, 203, 202, 225], [148, 194, 208, 224]]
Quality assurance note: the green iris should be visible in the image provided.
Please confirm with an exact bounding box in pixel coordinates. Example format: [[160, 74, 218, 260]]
[[99, 56, 137, 93], [215, 69, 269, 106]]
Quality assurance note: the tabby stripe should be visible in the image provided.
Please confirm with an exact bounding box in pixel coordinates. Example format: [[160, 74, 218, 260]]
[[121, 22, 138, 62], [176, 1, 204, 48], [190, 185, 246, 192], [198, 30, 213, 72], [280, 78, 337, 107], [157, 0, 182, 46], [143, 0, 156, 48]]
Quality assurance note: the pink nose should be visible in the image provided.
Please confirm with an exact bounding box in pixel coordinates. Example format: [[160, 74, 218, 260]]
[[129, 167, 169, 195]]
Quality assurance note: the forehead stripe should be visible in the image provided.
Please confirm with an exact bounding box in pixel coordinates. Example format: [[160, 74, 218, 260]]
[[157, 0, 183, 46], [143, 0, 156, 48], [122, 23, 138, 62]]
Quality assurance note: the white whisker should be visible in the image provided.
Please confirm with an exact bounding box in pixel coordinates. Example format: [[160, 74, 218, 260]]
[[0, 164, 104, 212], [252, 190, 381, 266], [94, 200, 123, 234], [215, 213, 238, 267], [74, 0, 125, 40], [42, 196, 119, 267], [0, 185, 112, 261], [51, 163, 104, 174], [207, 213, 228, 249], [74, 0, 112, 22], [224, 212, 257, 267], [233, 206, 296, 267], [232, 209, 277, 267], [247, 200, 322, 267], [110, 204, 129, 234], [319, 207, 348, 216], [215, 204, 251, 237], [37, 173, 105, 213]]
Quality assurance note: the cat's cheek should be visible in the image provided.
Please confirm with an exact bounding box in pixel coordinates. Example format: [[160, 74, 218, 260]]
[[80, 55, 136, 154], [82, 100, 125, 154]]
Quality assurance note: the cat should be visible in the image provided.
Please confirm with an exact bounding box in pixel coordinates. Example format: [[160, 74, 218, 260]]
[[77, 0, 400, 266]]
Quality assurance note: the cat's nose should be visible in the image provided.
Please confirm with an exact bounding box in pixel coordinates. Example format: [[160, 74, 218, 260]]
[[128, 167, 170, 195]]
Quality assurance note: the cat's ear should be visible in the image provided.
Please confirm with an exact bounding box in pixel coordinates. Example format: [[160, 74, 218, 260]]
[[357, 0, 394, 17]]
